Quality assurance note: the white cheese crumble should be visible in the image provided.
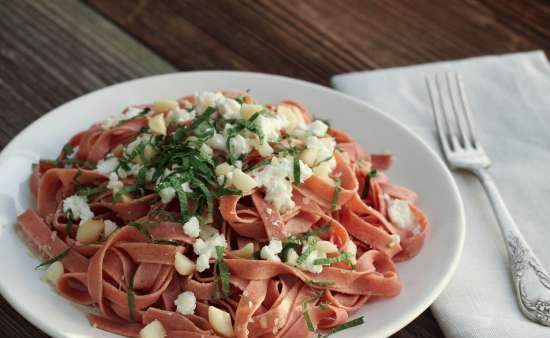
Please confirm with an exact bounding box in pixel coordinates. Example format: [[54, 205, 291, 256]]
[[101, 106, 144, 129], [260, 239, 283, 262], [229, 134, 250, 158], [107, 172, 123, 190], [195, 91, 224, 114], [159, 187, 176, 204], [62, 195, 94, 225], [305, 136, 336, 165], [253, 156, 312, 212], [206, 132, 227, 151], [255, 114, 288, 142], [95, 157, 119, 174], [126, 134, 153, 156], [167, 108, 196, 124], [183, 216, 200, 238], [181, 182, 193, 193], [193, 233, 227, 272], [297, 245, 325, 274], [216, 97, 241, 120], [308, 120, 329, 137], [174, 291, 197, 315], [387, 199, 418, 231]]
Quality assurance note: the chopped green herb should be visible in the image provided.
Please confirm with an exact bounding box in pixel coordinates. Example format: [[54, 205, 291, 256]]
[[297, 237, 320, 265], [213, 246, 230, 299], [65, 209, 74, 235], [245, 159, 271, 172], [77, 186, 107, 198], [152, 239, 183, 246], [127, 270, 136, 322], [112, 185, 139, 203], [128, 221, 154, 241], [329, 178, 342, 212], [63, 143, 74, 156], [318, 317, 365, 338], [302, 298, 316, 332], [293, 156, 300, 184], [252, 250, 261, 260], [35, 246, 72, 270], [368, 169, 378, 178], [303, 221, 332, 239], [309, 280, 335, 287], [313, 251, 350, 266]]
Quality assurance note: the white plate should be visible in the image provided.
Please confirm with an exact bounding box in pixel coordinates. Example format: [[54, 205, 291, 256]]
[[0, 71, 464, 338]]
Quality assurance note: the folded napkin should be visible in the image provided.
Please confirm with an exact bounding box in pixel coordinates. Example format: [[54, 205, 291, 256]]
[[332, 51, 550, 338]]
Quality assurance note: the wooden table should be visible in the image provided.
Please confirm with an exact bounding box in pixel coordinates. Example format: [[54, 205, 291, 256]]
[[1, 1, 548, 337]]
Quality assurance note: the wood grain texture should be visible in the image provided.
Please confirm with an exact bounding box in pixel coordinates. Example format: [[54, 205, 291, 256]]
[[1, 0, 549, 337], [0, 0, 174, 149], [87, 0, 550, 86], [0, 0, 172, 336]]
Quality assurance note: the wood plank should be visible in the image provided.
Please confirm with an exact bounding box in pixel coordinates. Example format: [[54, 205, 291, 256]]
[[0, 0, 173, 336], [87, 0, 549, 86], [0, 0, 174, 150]]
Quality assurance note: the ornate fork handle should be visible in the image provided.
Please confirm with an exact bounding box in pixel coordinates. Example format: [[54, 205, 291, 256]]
[[474, 168, 550, 326]]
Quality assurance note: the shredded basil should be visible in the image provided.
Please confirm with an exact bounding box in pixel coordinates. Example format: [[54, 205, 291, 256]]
[[329, 178, 342, 212], [213, 246, 230, 299], [127, 270, 136, 322], [63, 143, 74, 156], [245, 159, 271, 172], [313, 251, 350, 266], [309, 280, 335, 287], [302, 298, 316, 332], [318, 317, 365, 338], [35, 246, 72, 270], [297, 237, 320, 265], [77, 186, 107, 198], [293, 155, 300, 184]]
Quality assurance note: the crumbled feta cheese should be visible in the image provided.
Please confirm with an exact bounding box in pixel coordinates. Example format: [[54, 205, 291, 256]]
[[253, 156, 309, 212], [195, 91, 224, 114], [101, 106, 144, 129], [63, 195, 94, 225], [206, 132, 227, 151], [255, 114, 288, 142], [183, 216, 200, 238], [308, 120, 329, 137], [285, 248, 299, 266], [305, 136, 336, 165], [387, 199, 417, 231], [126, 134, 152, 156], [216, 97, 241, 120], [260, 239, 283, 262], [174, 291, 197, 315], [298, 247, 325, 274], [343, 240, 357, 265], [159, 187, 176, 204], [229, 134, 250, 158], [95, 157, 119, 174], [312, 157, 337, 181], [193, 233, 227, 272], [195, 254, 210, 273], [298, 159, 313, 183], [234, 160, 243, 169], [103, 220, 118, 238], [145, 168, 155, 182], [181, 182, 192, 193], [167, 108, 196, 124], [107, 172, 123, 190]]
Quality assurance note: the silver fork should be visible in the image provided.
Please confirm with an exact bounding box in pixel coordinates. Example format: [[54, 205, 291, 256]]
[[427, 73, 550, 326]]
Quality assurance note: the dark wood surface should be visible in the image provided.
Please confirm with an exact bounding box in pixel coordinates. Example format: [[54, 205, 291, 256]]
[[1, 0, 549, 337]]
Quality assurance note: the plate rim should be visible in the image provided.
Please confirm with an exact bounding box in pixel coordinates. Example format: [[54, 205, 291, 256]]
[[0, 70, 465, 338]]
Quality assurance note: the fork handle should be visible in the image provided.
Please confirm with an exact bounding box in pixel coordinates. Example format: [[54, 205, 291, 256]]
[[474, 168, 550, 326]]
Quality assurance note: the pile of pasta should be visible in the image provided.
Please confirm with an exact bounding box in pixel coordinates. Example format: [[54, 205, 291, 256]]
[[18, 91, 428, 338]]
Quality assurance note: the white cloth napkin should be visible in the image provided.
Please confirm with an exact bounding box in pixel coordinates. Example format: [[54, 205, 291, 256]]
[[332, 51, 550, 338]]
